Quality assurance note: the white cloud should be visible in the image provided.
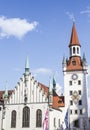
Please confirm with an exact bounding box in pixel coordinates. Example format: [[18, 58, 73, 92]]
[[0, 16, 38, 39], [32, 68, 52, 76], [80, 7, 90, 17], [66, 11, 75, 22]]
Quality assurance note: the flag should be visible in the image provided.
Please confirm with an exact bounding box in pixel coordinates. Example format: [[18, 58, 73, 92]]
[[64, 109, 69, 130], [43, 108, 49, 130]]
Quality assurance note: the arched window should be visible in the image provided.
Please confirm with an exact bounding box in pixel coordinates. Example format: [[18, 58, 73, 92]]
[[11, 110, 16, 128], [54, 118, 56, 127], [36, 109, 42, 127], [22, 106, 30, 127], [77, 47, 79, 54], [73, 47, 75, 54], [58, 119, 60, 127]]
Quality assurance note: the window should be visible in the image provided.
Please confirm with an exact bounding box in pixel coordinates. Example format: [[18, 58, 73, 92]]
[[54, 118, 56, 127], [69, 81, 72, 86], [79, 100, 82, 105], [78, 80, 81, 85], [73, 47, 75, 54], [75, 110, 78, 114], [70, 110, 72, 114], [70, 48, 72, 56], [11, 110, 16, 128], [72, 60, 76, 65], [70, 91, 72, 95], [58, 119, 60, 127], [78, 90, 81, 95], [22, 106, 30, 127], [77, 47, 79, 54], [74, 119, 79, 128], [70, 100, 73, 105], [36, 109, 42, 127], [80, 109, 82, 115]]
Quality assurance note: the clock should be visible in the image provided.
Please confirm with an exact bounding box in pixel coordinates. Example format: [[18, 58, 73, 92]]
[[72, 74, 78, 80]]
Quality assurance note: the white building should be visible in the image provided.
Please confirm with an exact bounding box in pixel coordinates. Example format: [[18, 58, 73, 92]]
[[0, 57, 64, 130], [0, 23, 89, 130], [62, 23, 89, 129]]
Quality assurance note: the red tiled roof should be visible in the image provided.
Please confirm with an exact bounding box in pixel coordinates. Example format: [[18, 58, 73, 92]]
[[0, 90, 13, 102], [39, 83, 65, 108], [66, 56, 83, 71], [69, 23, 80, 47], [38, 82, 49, 96]]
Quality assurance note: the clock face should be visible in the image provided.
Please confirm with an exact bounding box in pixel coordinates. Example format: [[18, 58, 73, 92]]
[[72, 74, 78, 80]]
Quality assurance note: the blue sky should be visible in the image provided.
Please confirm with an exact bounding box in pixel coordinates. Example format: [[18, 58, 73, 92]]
[[0, 0, 90, 114]]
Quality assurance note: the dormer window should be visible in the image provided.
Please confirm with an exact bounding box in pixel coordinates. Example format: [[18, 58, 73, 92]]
[[72, 60, 76, 65]]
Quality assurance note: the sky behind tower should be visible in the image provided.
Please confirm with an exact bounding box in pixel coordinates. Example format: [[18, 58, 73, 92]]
[[0, 0, 90, 115]]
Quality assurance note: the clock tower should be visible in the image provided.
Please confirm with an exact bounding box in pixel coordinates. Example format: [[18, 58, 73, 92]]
[[62, 23, 89, 129]]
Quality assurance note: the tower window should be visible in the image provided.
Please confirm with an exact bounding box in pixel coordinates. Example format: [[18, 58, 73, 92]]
[[74, 119, 79, 127], [70, 91, 72, 95], [80, 109, 82, 115], [78, 90, 81, 95], [79, 100, 82, 105], [72, 60, 76, 65], [75, 110, 78, 114], [69, 81, 72, 85], [78, 80, 81, 85], [70, 100, 73, 105], [73, 47, 75, 54], [77, 47, 79, 54]]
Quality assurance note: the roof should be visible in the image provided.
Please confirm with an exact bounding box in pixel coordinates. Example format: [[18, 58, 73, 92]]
[[69, 23, 80, 47], [66, 56, 83, 71], [0, 83, 64, 108], [0, 90, 13, 102]]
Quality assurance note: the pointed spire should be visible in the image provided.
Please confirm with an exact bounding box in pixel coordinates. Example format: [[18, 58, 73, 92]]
[[83, 53, 87, 65], [49, 78, 53, 94], [25, 56, 29, 69], [69, 23, 80, 47], [25, 56, 30, 75], [53, 75, 56, 91], [62, 56, 66, 64], [4, 81, 8, 99]]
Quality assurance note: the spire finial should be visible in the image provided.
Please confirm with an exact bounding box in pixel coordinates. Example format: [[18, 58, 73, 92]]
[[25, 56, 30, 75], [49, 77, 53, 93], [69, 23, 80, 47], [53, 74, 56, 91], [4, 81, 8, 99]]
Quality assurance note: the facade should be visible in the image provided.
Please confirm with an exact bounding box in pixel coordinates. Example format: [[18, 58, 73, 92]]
[[62, 23, 89, 129], [0, 57, 64, 130], [0, 23, 89, 130]]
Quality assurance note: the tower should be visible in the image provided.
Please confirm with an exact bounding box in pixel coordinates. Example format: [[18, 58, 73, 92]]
[[63, 23, 88, 129], [24, 56, 30, 104]]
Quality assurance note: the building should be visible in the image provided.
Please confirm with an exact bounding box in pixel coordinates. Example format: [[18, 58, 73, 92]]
[[62, 23, 89, 129], [0, 23, 89, 130], [0, 57, 64, 130]]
